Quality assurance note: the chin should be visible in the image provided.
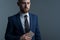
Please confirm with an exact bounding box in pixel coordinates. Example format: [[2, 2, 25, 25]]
[[23, 10, 29, 13], [23, 11, 28, 13], [20, 9, 29, 13]]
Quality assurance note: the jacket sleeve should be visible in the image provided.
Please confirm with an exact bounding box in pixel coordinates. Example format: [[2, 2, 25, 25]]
[[5, 17, 20, 40], [35, 16, 41, 40]]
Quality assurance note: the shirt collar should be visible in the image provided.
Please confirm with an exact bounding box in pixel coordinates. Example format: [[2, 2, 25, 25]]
[[20, 12, 29, 17]]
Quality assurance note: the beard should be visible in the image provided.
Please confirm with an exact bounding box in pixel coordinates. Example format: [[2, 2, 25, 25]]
[[20, 7, 30, 13]]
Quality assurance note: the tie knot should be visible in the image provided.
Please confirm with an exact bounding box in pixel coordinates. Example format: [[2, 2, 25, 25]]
[[24, 15, 27, 18]]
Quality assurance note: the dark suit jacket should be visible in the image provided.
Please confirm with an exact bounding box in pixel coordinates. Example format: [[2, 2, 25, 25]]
[[5, 12, 41, 40]]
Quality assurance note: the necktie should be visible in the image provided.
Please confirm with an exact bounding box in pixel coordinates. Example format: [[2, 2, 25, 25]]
[[24, 15, 30, 33]]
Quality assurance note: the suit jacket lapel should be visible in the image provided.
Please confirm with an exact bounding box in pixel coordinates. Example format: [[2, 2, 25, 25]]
[[29, 13, 33, 31], [16, 12, 24, 34]]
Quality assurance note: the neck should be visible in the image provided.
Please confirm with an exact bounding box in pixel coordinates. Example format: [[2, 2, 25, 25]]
[[20, 11, 28, 14]]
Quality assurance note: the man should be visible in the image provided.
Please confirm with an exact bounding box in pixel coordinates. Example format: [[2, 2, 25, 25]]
[[5, 0, 41, 40]]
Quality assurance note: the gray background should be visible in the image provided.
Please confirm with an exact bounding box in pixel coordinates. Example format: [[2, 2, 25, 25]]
[[0, 0, 60, 40]]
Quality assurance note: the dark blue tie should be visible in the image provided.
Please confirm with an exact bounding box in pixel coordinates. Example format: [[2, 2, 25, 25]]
[[24, 15, 30, 33]]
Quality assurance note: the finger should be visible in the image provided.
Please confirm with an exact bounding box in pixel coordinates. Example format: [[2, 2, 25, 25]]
[[25, 36, 32, 40], [27, 37, 32, 40]]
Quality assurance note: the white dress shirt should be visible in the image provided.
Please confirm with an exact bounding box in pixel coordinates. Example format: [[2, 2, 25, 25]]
[[20, 12, 30, 32]]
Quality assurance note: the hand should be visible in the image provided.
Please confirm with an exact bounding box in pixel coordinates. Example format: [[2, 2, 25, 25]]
[[24, 35, 32, 40], [20, 33, 32, 40]]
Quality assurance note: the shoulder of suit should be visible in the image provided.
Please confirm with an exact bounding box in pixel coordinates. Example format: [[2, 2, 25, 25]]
[[8, 12, 38, 19], [8, 13, 19, 20], [30, 13, 38, 18]]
